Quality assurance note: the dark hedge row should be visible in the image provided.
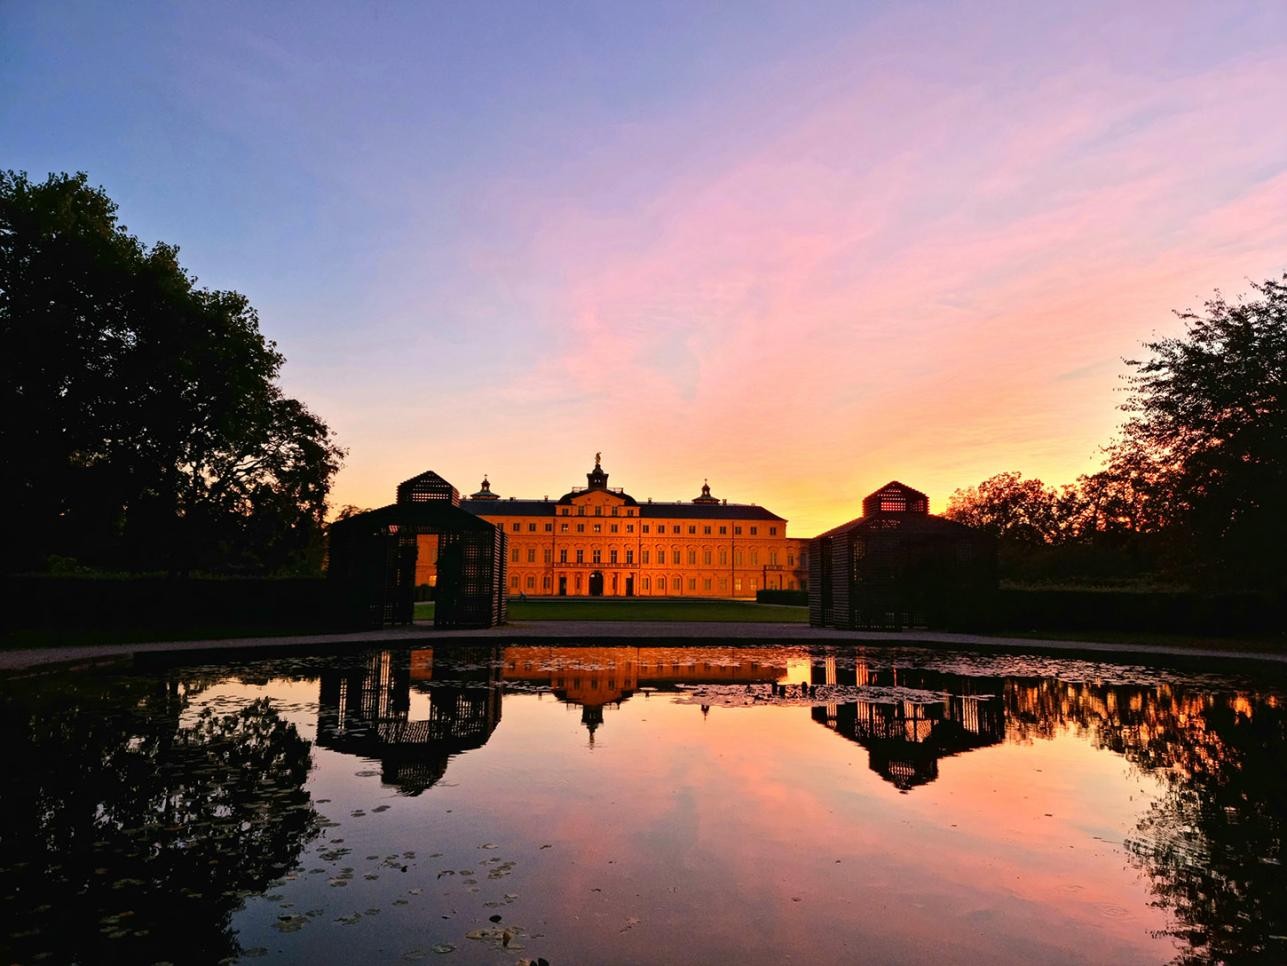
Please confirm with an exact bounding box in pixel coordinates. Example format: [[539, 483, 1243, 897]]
[[3, 577, 1280, 642], [756, 589, 809, 606], [2, 575, 337, 638], [990, 588, 1284, 636]]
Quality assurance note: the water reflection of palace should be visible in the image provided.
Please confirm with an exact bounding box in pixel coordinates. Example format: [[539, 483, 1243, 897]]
[[316, 647, 502, 795], [501, 646, 788, 736], [810, 659, 1006, 790]]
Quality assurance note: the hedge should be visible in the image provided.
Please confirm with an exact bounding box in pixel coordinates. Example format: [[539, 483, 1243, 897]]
[[1, 575, 337, 638], [756, 589, 808, 606]]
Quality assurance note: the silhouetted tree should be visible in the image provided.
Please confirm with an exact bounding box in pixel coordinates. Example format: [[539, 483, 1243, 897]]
[[945, 472, 1068, 545], [0, 170, 344, 574], [1109, 275, 1287, 590]]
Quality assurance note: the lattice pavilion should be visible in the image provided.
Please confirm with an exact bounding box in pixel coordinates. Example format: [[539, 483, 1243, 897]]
[[327, 471, 506, 629], [808, 481, 995, 629]]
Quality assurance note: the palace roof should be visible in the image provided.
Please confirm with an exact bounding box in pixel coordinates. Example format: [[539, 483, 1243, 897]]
[[460, 498, 785, 522]]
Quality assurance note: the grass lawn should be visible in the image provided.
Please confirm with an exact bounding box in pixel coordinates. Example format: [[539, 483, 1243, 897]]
[[415, 598, 810, 623]]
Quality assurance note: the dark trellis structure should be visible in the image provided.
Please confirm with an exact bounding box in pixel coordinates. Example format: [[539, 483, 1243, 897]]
[[328, 470, 507, 629], [808, 481, 995, 630], [316, 647, 503, 794]]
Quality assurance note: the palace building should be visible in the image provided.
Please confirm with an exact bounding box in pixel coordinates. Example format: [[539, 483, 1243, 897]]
[[416, 455, 808, 598]]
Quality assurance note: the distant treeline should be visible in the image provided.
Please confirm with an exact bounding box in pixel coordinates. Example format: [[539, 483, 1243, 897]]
[[945, 275, 1287, 594]]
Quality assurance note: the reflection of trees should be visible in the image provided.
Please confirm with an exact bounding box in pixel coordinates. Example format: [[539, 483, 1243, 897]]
[[0, 675, 318, 965], [1006, 679, 1286, 964], [1121, 698, 1285, 964], [316, 647, 502, 794]]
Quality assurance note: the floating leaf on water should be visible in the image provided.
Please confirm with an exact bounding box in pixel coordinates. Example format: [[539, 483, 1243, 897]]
[[372, 805, 391, 813], [430, 944, 455, 955], [335, 912, 363, 925]]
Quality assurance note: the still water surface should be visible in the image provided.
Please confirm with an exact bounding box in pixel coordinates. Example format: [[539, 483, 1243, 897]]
[[2, 645, 1284, 965]]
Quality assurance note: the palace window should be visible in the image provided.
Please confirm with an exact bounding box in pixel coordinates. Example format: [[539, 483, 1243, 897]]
[[543, 576, 551, 589], [561, 508, 569, 516], [512, 523, 520, 532], [642, 550, 650, 564], [511, 547, 519, 562], [626, 550, 633, 564], [704, 579, 712, 590], [511, 575, 519, 587], [643, 577, 651, 590], [719, 549, 728, 565], [544, 548, 552, 563], [576, 550, 584, 563], [769, 526, 778, 536], [595, 506, 602, 516], [578, 506, 585, 515], [576, 574, 583, 589], [529, 523, 537, 532], [526, 576, 535, 589], [719, 526, 727, 535], [560, 549, 568, 563], [609, 550, 618, 563], [610, 524, 618, 533], [703, 526, 711, 535], [658, 576, 666, 591], [527, 548, 536, 563], [545, 523, 553, 532], [750, 550, 758, 564], [769, 551, 778, 565], [735, 578, 742, 592], [593, 524, 602, 533], [750, 526, 758, 536], [672, 550, 681, 564], [592, 549, 602, 563], [626, 524, 634, 533], [560, 523, 569, 532], [720, 577, 728, 589], [787, 553, 794, 566], [642, 525, 650, 533], [688, 578, 697, 590], [688, 550, 697, 564], [576, 524, 585, 533], [672, 526, 681, 534], [611, 506, 618, 516], [735, 526, 742, 535], [736, 551, 744, 565], [688, 526, 696, 535], [703, 549, 712, 565]]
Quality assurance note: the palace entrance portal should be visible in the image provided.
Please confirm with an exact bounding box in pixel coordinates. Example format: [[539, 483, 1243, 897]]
[[589, 571, 604, 596]]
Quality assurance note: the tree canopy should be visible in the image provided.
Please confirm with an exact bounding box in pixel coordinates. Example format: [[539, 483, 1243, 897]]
[[0, 171, 344, 575], [946, 274, 1286, 590]]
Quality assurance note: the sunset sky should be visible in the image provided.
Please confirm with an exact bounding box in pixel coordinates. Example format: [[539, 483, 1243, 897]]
[[6, 1, 1286, 535]]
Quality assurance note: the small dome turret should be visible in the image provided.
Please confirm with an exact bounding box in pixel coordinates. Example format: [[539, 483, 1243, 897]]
[[469, 475, 501, 501]]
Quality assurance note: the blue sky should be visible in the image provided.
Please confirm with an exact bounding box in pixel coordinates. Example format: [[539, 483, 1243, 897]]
[[6, 1, 1287, 532]]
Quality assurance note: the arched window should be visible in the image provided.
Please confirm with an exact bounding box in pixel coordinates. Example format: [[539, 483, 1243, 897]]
[[657, 576, 666, 592]]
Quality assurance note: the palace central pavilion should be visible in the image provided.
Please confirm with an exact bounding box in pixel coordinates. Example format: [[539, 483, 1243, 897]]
[[415, 455, 808, 598]]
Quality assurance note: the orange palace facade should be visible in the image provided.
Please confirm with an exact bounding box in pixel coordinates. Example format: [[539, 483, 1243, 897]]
[[418, 456, 808, 598]]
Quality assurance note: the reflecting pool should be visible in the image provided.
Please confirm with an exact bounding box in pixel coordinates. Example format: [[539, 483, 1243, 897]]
[[2, 645, 1284, 964]]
